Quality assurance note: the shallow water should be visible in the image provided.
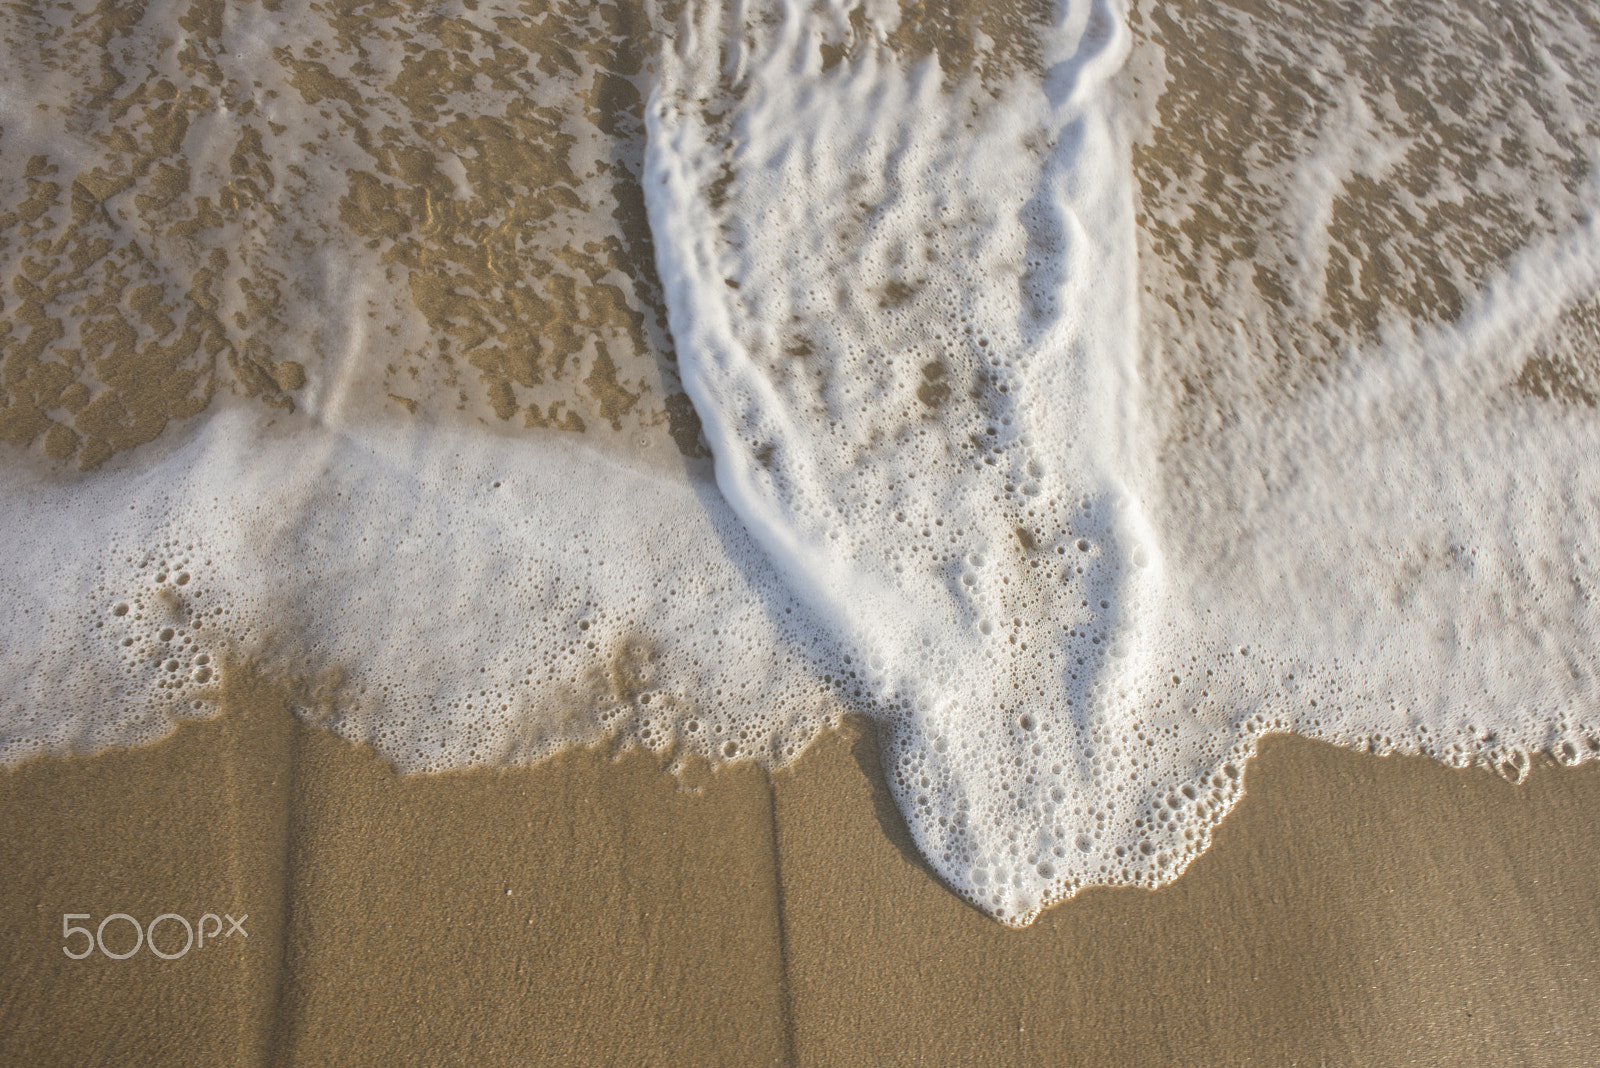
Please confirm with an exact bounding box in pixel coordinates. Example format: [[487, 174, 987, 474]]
[[2, 0, 1598, 924]]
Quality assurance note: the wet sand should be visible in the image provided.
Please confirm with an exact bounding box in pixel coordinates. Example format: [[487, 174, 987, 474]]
[[3, 5, 1600, 1064], [3, 670, 1597, 1067]]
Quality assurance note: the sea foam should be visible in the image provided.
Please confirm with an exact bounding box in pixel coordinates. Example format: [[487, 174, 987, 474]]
[[1, 0, 1599, 926], [643, 0, 1600, 921]]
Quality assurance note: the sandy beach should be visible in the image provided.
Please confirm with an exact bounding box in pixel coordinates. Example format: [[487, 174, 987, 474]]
[[4, 0, 1600, 1062], [3, 670, 1597, 1066]]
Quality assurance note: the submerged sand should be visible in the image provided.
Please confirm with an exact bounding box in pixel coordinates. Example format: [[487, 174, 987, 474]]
[[2, 671, 1597, 1066]]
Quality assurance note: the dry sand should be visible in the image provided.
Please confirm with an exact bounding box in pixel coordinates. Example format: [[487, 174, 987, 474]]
[[2, 668, 1597, 1067]]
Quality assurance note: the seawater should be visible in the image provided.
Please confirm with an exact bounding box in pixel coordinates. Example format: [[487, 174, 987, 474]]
[[1, 0, 1598, 925]]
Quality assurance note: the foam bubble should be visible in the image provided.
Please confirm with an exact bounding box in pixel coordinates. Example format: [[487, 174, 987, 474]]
[[2, 0, 1599, 928], [0, 402, 844, 773], [645, 0, 1600, 922]]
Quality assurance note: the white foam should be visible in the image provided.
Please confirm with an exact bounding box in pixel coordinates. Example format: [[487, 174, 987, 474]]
[[644, 0, 1600, 922], [3, 0, 1599, 928], [0, 401, 841, 771]]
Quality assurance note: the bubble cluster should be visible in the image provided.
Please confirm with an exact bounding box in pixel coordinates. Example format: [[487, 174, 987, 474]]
[[0, 407, 844, 777], [646, 0, 1600, 923], [0, 517, 232, 763], [2, 0, 1599, 929]]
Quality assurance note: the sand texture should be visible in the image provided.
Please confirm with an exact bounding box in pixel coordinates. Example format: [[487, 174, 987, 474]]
[[3, 2, 1600, 1063], [3, 672, 1598, 1067]]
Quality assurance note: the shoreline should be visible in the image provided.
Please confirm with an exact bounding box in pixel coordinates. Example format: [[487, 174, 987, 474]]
[[3, 669, 1597, 1066], [3, 1, 1599, 1064]]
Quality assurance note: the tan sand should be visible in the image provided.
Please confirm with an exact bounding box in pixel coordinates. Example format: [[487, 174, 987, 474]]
[[2, 6, 1599, 1065], [2, 669, 1597, 1067]]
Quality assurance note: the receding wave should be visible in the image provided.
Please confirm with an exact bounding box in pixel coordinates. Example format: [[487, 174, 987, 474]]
[[1, 0, 1598, 926], [646, 0, 1600, 922]]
